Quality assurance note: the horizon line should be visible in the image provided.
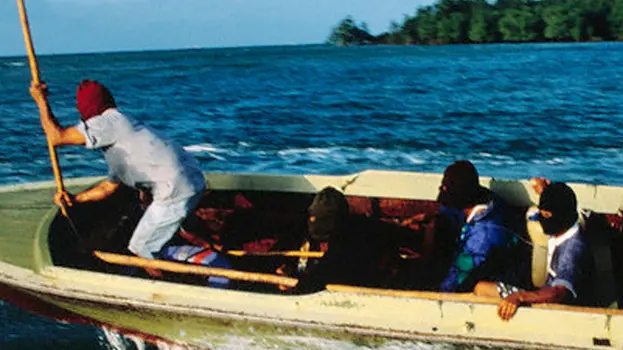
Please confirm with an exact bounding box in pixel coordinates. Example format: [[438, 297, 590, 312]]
[[0, 42, 327, 60], [3, 40, 622, 60]]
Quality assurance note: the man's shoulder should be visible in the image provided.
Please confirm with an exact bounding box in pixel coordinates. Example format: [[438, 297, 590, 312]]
[[472, 194, 514, 227], [558, 229, 589, 255], [552, 228, 592, 278], [84, 109, 129, 128], [94, 108, 124, 119]]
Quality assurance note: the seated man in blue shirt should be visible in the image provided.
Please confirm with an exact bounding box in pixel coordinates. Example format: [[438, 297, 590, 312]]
[[30, 80, 206, 277], [474, 182, 593, 321], [436, 160, 519, 293]]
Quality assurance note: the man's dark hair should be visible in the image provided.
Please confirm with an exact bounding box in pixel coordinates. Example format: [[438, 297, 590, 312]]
[[308, 187, 349, 241], [437, 160, 488, 209]]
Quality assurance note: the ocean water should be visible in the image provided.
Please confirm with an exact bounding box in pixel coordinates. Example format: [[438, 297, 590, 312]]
[[0, 43, 622, 349]]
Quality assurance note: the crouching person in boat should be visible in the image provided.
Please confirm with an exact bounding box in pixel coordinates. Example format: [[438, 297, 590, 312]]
[[292, 187, 398, 293], [434, 160, 521, 293], [474, 182, 593, 321], [30, 80, 206, 278]]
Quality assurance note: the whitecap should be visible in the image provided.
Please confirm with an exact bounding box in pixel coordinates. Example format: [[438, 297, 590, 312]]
[[185, 144, 239, 156], [546, 157, 565, 165], [184, 144, 220, 153], [5, 61, 26, 67], [278, 147, 334, 156], [364, 147, 386, 154], [403, 154, 426, 165], [207, 153, 226, 161]]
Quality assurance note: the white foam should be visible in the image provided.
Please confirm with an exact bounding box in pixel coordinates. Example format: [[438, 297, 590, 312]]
[[209, 153, 226, 161], [205, 335, 450, 350], [403, 154, 426, 165], [184, 144, 221, 153], [364, 147, 386, 154], [546, 157, 565, 165], [185, 144, 237, 160], [278, 147, 335, 156]]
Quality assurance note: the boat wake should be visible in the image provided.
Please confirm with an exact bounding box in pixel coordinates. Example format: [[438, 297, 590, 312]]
[[100, 327, 491, 350], [101, 327, 192, 350]]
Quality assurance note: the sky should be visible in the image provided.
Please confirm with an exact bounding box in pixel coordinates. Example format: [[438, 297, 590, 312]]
[[1, 0, 434, 57]]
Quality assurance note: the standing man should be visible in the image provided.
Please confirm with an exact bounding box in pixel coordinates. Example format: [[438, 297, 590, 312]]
[[30, 80, 206, 277]]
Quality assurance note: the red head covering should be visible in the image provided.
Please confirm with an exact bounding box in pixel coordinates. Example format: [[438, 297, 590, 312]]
[[76, 79, 116, 121]]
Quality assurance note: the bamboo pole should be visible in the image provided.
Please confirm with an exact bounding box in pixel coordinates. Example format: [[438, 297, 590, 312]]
[[93, 252, 623, 316], [326, 285, 623, 316], [16, 0, 68, 216], [226, 250, 324, 258], [325, 284, 499, 304], [94, 251, 298, 287], [225, 250, 419, 259], [93, 252, 512, 307], [179, 229, 420, 260], [16, 0, 40, 84]]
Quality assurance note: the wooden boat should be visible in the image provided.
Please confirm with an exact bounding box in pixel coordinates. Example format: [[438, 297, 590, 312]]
[[1, 170, 622, 349]]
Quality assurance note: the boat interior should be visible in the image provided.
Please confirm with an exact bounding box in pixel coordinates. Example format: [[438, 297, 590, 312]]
[[47, 184, 623, 308]]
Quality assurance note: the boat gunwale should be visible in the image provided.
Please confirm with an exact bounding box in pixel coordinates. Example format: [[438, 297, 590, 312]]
[[1, 261, 620, 350], [1, 170, 622, 213], [24, 263, 623, 318], [0, 279, 571, 350]]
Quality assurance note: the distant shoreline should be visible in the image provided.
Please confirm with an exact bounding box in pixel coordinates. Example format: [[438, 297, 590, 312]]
[[327, 0, 623, 47], [336, 39, 621, 47], [3, 41, 623, 60]]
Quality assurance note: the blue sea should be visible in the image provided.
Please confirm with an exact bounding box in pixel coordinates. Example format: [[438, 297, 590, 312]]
[[0, 43, 622, 349]]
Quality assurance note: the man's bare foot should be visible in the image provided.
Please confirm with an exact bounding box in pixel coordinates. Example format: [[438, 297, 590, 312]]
[[275, 264, 292, 291], [144, 267, 163, 278], [400, 213, 430, 230]]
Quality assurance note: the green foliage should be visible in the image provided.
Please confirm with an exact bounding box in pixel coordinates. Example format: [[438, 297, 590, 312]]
[[610, 0, 623, 39], [469, 3, 499, 42], [326, 16, 375, 46], [416, 6, 439, 43], [327, 0, 623, 46], [388, 20, 409, 44], [542, 4, 587, 41], [438, 12, 470, 43], [499, 7, 542, 41]]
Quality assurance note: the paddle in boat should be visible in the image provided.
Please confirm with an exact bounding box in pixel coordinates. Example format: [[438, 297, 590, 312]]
[[2, 1, 623, 349]]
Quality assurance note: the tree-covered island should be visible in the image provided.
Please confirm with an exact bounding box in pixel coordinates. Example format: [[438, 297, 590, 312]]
[[327, 0, 623, 46]]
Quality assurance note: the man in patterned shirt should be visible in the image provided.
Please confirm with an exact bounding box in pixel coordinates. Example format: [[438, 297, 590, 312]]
[[474, 182, 593, 321]]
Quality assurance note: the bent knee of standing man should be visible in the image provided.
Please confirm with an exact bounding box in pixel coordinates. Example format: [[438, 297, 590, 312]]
[[128, 192, 203, 259]]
